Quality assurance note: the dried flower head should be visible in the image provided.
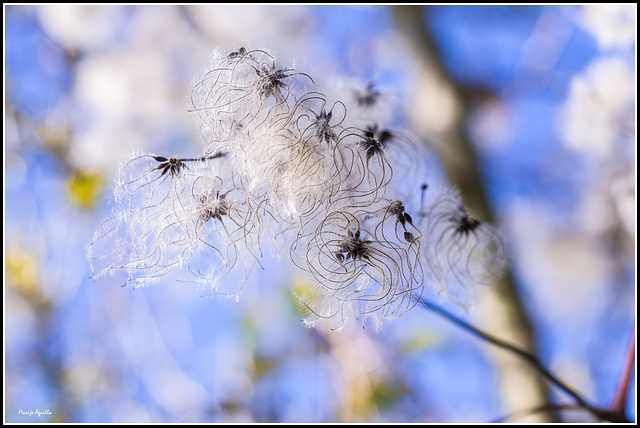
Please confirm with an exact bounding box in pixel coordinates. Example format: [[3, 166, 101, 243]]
[[89, 47, 505, 329]]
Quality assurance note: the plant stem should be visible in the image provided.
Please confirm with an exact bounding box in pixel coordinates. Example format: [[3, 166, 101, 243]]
[[417, 297, 588, 406], [416, 296, 632, 423], [609, 325, 635, 414]]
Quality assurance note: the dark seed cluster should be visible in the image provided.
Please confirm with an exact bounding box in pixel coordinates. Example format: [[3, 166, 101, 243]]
[[89, 47, 505, 330]]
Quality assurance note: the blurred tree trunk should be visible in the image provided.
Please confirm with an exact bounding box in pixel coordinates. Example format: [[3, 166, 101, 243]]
[[392, 5, 557, 422]]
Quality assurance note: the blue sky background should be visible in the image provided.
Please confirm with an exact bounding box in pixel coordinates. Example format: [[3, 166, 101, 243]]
[[4, 5, 635, 423]]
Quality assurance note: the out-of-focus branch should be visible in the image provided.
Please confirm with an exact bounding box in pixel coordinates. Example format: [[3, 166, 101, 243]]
[[608, 326, 635, 417], [417, 298, 589, 408], [418, 297, 631, 423], [392, 5, 557, 422]]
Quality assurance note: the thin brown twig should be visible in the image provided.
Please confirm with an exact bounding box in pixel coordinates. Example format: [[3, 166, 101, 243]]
[[417, 297, 632, 423], [608, 325, 635, 414]]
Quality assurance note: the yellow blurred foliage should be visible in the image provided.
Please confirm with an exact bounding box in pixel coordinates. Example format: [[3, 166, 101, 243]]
[[66, 169, 104, 209], [6, 246, 38, 292], [287, 272, 321, 318], [401, 332, 438, 353], [5, 245, 47, 306]]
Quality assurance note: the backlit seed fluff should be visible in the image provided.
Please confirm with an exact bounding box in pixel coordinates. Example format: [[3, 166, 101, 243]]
[[89, 47, 506, 330]]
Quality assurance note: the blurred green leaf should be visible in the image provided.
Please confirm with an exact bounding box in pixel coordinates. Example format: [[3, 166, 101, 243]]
[[253, 355, 279, 379], [287, 273, 320, 318], [66, 170, 104, 209], [371, 379, 409, 409], [401, 332, 438, 353], [5, 245, 49, 309]]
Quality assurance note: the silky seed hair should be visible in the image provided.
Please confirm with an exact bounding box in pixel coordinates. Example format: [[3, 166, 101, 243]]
[[89, 47, 505, 330]]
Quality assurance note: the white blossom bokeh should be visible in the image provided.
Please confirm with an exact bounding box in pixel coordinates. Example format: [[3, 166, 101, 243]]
[[5, 4, 635, 423]]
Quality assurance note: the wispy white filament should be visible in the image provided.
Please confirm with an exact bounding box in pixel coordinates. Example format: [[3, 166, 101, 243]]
[[89, 47, 506, 329]]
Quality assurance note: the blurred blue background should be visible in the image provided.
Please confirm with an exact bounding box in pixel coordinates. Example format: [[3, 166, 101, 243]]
[[4, 4, 635, 423]]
